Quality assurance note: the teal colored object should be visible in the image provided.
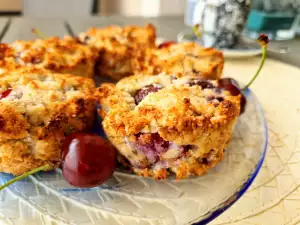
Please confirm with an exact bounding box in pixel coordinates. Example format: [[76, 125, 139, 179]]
[[247, 10, 296, 31]]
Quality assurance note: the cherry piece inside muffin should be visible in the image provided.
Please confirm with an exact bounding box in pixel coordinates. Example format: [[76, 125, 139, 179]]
[[128, 133, 192, 168], [0, 88, 12, 100], [134, 84, 162, 104], [131, 133, 169, 164]]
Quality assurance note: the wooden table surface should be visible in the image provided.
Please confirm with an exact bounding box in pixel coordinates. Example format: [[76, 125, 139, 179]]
[[0, 16, 299, 68]]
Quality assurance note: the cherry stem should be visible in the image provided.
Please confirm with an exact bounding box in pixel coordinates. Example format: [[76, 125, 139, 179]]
[[242, 46, 267, 91], [192, 24, 202, 38], [0, 164, 51, 191], [31, 28, 47, 39]]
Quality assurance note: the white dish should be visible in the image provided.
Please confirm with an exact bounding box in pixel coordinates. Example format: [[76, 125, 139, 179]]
[[176, 31, 261, 59], [220, 48, 261, 58]]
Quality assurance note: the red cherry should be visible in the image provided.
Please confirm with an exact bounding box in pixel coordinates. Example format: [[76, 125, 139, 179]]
[[62, 133, 116, 188], [218, 78, 246, 114], [239, 94, 246, 115], [218, 78, 240, 90], [0, 88, 12, 100], [158, 41, 176, 49]]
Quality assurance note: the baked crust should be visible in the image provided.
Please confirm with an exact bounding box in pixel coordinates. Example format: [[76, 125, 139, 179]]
[[78, 24, 156, 80], [0, 36, 98, 78], [0, 68, 96, 175], [96, 73, 240, 179], [79, 24, 223, 81], [143, 42, 224, 80]]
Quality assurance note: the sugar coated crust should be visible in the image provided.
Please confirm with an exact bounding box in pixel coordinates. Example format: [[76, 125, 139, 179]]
[[0, 36, 98, 78], [78, 24, 156, 80], [146, 42, 224, 80], [0, 68, 96, 175], [96, 73, 240, 179]]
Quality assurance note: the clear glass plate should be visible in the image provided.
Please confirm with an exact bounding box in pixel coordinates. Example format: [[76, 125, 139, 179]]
[[0, 88, 267, 225]]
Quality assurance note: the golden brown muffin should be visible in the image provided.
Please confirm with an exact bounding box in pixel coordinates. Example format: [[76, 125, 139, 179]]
[[95, 73, 240, 179], [79, 23, 223, 81], [78, 24, 156, 80], [143, 42, 224, 80], [0, 68, 96, 175], [0, 36, 98, 78]]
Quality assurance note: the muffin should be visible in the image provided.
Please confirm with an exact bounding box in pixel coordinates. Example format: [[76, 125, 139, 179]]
[[0, 36, 98, 78], [78, 24, 156, 80], [0, 68, 96, 175], [143, 42, 224, 80], [95, 73, 240, 179]]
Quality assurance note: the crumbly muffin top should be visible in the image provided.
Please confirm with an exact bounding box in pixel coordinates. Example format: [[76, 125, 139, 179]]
[[0, 36, 98, 72], [96, 73, 240, 145], [144, 42, 224, 80], [78, 24, 156, 50], [0, 68, 95, 129]]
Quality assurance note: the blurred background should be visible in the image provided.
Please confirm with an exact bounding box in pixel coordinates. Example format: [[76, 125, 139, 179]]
[[0, 0, 299, 40], [0, 0, 185, 17]]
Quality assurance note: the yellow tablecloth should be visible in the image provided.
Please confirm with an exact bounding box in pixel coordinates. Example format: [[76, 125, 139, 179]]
[[209, 58, 300, 225]]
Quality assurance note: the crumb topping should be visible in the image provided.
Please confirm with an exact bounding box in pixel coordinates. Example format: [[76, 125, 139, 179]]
[[96, 73, 240, 141], [0, 36, 98, 77]]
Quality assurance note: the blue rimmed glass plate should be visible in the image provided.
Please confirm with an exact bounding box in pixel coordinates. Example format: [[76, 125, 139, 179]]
[[0, 88, 267, 225]]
